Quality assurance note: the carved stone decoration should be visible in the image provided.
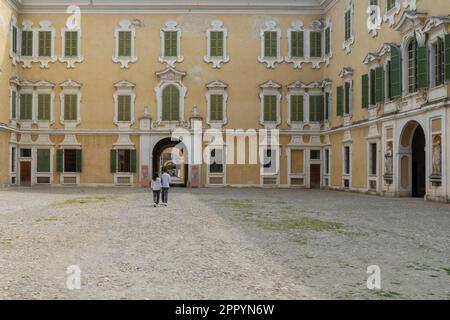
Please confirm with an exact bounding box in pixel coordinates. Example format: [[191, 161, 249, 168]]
[[367, 1, 382, 37], [431, 135, 442, 180]]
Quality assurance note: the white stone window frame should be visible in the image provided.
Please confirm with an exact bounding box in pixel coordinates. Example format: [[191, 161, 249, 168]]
[[367, 138, 380, 190], [112, 19, 138, 69], [323, 146, 331, 178], [159, 20, 184, 68], [205, 141, 227, 185], [324, 16, 333, 65], [383, 0, 401, 26], [155, 74, 187, 125], [323, 81, 333, 126], [59, 80, 82, 128], [401, 32, 419, 97], [9, 144, 18, 184], [285, 20, 306, 69], [260, 145, 280, 177], [19, 20, 34, 68], [342, 141, 353, 188], [342, 0, 355, 54], [367, 0, 382, 37], [35, 20, 57, 69], [259, 81, 282, 129], [9, 15, 19, 65], [60, 26, 84, 68], [35, 80, 56, 128], [112, 139, 136, 185], [339, 67, 354, 124], [258, 20, 283, 69], [206, 80, 228, 128], [9, 83, 19, 122], [287, 145, 306, 187], [34, 147, 55, 184], [286, 82, 306, 128], [113, 80, 136, 129], [204, 20, 230, 69]]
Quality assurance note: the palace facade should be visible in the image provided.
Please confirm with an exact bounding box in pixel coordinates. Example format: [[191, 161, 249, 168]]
[[0, 0, 449, 202]]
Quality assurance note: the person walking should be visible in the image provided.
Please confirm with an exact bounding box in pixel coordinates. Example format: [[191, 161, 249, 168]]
[[150, 174, 162, 207], [161, 168, 171, 206]]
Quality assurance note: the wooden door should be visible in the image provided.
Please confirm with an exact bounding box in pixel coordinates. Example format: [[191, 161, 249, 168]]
[[20, 161, 31, 186], [310, 164, 321, 189]]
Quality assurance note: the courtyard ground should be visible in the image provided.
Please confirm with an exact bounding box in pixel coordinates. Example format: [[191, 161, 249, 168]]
[[0, 187, 449, 300]]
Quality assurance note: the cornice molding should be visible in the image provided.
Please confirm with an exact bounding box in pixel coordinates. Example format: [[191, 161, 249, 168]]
[[11, 0, 337, 14]]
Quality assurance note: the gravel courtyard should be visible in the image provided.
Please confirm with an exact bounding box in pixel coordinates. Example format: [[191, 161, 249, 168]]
[[0, 187, 449, 300]]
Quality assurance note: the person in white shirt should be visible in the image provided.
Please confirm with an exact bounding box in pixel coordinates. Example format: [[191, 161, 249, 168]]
[[150, 174, 162, 207], [161, 168, 171, 206]]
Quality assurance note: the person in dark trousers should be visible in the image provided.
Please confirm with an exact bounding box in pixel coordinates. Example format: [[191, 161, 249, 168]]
[[161, 168, 171, 206], [150, 173, 162, 207]]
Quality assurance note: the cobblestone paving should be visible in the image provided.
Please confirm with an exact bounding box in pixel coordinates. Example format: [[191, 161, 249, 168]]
[[0, 187, 449, 300]]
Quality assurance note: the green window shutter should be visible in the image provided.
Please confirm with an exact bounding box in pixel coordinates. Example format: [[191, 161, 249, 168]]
[[162, 87, 171, 121], [39, 31, 51, 57], [130, 150, 137, 173], [20, 94, 32, 120], [37, 149, 51, 173], [210, 94, 223, 121], [417, 45, 429, 89], [325, 92, 330, 120], [444, 34, 450, 80], [110, 150, 117, 173], [310, 32, 322, 58], [118, 95, 131, 121], [264, 31, 277, 58], [56, 149, 63, 173], [291, 31, 304, 58], [12, 91, 17, 119], [345, 10, 351, 41], [291, 95, 304, 122], [12, 26, 17, 54], [317, 95, 324, 122], [119, 31, 131, 57], [162, 85, 179, 121], [389, 44, 402, 99], [164, 31, 177, 57], [38, 94, 51, 121], [325, 27, 330, 55], [337, 86, 343, 116], [264, 96, 276, 122], [210, 31, 224, 57], [375, 67, 385, 103], [75, 149, 83, 173], [344, 82, 351, 114], [21, 31, 33, 56], [65, 95, 77, 121], [65, 31, 78, 57], [362, 74, 369, 108], [309, 95, 316, 122]]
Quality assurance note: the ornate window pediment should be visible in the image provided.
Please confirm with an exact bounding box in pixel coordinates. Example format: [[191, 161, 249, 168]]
[[393, 11, 427, 34]]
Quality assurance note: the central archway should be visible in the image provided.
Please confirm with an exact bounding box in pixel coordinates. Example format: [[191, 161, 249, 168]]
[[400, 121, 426, 198], [152, 137, 188, 187]]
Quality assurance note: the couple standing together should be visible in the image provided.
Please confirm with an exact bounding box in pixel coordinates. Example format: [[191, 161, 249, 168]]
[[150, 168, 171, 207]]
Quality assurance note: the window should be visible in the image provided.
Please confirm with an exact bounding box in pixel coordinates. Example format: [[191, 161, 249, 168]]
[[311, 150, 321, 160], [118, 31, 132, 57], [209, 149, 224, 173], [370, 69, 376, 105], [58, 149, 82, 173], [38, 31, 52, 57], [38, 94, 51, 121], [344, 146, 351, 175], [263, 95, 277, 122], [117, 95, 131, 122], [64, 94, 78, 121], [290, 95, 304, 122], [324, 92, 330, 120], [12, 25, 18, 54], [262, 149, 278, 175], [210, 94, 223, 121], [37, 149, 51, 173], [386, 0, 396, 11], [64, 31, 78, 57], [264, 31, 278, 58], [310, 31, 322, 58], [433, 38, 445, 87], [11, 147, 16, 173], [210, 31, 224, 57], [20, 148, 32, 158], [344, 9, 352, 41], [164, 31, 178, 57], [162, 85, 180, 121], [309, 95, 324, 122], [20, 94, 33, 120], [110, 149, 136, 173], [408, 38, 418, 93], [291, 31, 304, 58], [324, 149, 330, 175], [11, 91, 17, 119], [369, 143, 377, 175], [325, 27, 331, 56], [263, 149, 272, 169], [21, 30, 33, 57]]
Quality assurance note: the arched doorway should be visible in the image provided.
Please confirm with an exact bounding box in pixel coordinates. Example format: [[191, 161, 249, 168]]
[[152, 137, 188, 187], [400, 121, 426, 198]]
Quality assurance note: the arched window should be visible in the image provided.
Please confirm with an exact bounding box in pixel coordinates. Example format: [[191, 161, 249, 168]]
[[407, 38, 418, 93], [162, 85, 180, 121]]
